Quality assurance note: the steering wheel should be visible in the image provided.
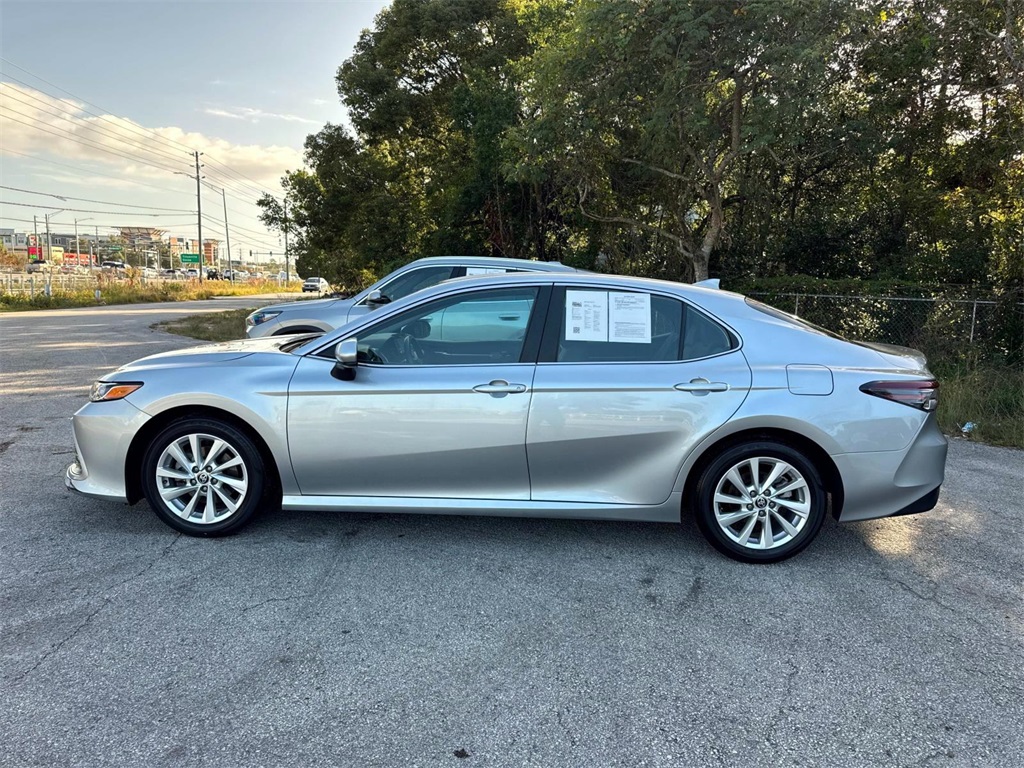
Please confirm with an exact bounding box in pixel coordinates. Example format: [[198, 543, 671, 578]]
[[377, 333, 424, 365]]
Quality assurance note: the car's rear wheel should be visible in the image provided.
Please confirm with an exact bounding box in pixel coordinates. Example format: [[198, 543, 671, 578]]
[[141, 418, 265, 536], [694, 441, 826, 563]]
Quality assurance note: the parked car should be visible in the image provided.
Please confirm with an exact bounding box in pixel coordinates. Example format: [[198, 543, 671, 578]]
[[66, 272, 947, 562], [206, 268, 221, 280], [248, 256, 579, 338], [302, 277, 330, 293], [185, 268, 199, 278], [141, 267, 159, 278], [161, 268, 183, 278], [101, 260, 127, 270], [26, 260, 48, 274]]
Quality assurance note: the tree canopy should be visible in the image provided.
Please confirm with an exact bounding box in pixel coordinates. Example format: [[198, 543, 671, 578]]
[[260, 0, 1023, 291]]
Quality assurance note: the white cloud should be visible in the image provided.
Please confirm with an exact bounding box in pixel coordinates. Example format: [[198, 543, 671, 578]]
[[204, 105, 320, 125], [0, 81, 304, 194]]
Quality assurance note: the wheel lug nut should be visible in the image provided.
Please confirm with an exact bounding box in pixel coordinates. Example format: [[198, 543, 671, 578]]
[[205, 466, 212, 472], [190, 479, 196, 485], [746, 504, 754, 511]]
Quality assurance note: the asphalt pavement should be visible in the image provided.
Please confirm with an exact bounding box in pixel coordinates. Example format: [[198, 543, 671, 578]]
[[1, 300, 1022, 767]]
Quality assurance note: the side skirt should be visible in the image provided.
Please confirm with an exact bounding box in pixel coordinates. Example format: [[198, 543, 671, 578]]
[[280, 492, 683, 523]]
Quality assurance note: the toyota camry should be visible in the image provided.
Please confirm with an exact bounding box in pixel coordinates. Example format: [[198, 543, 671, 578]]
[[66, 272, 947, 563]]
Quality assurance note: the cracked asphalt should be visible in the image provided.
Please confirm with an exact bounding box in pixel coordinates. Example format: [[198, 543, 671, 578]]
[[1, 300, 1022, 767]]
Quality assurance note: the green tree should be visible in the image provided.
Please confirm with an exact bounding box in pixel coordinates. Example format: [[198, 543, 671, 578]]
[[514, 0, 858, 281]]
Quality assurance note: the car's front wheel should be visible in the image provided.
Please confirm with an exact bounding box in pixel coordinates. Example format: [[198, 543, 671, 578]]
[[694, 441, 827, 563], [141, 418, 266, 536]]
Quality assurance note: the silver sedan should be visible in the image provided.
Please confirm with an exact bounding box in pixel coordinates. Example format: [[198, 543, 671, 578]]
[[66, 273, 947, 563]]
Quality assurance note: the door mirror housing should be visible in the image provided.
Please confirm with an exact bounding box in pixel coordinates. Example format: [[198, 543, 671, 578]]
[[333, 338, 358, 380], [366, 289, 391, 306]]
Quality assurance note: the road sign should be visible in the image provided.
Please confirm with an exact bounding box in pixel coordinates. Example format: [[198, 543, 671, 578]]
[[180, 253, 200, 264], [108, 246, 123, 252]]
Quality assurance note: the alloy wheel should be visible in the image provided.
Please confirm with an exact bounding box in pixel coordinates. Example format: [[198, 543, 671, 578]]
[[154, 432, 249, 525], [712, 456, 811, 551]]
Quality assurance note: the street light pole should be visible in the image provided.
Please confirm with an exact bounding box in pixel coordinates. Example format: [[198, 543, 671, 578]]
[[194, 150, 204, 283], [74, 217, 91, 268], [221, 187, 232, 282]]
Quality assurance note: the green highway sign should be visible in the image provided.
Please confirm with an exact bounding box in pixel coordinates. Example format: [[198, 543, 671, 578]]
[[180, 253, 200, 264], [108, 246, 123, 252]]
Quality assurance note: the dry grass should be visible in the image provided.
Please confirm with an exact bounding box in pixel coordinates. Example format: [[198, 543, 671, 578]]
[[935, 364, 1024, 449], [0, 278, 301, 312], [153, 308, 255, 342]]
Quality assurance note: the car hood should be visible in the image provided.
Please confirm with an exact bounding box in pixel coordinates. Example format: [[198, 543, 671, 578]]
[[265, 296, 355, 313], [111, 335, 302, 374]]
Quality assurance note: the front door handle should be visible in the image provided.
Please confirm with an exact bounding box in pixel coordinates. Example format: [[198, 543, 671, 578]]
[[674, 378, 730, 393], [473, 380, 528, 395]]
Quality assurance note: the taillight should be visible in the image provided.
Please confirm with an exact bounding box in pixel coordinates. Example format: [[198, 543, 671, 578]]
[[859, 379, 939, 411]]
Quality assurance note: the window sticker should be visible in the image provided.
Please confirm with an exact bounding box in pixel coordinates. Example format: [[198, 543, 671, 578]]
[[565, 290, 608, 341], [465, 267, 507, 275], [609, 292, 651, 343]]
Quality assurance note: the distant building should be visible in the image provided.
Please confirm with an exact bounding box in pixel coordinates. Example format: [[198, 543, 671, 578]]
[[168, 236, 199, 259], [118, 227, 165, 250], [0, 228, 28, 249], [203, 239, 220, 265]]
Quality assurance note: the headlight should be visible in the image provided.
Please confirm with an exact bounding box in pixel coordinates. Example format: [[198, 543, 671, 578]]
[[90, 381, 143, 402], [246, 310, 282, 327]]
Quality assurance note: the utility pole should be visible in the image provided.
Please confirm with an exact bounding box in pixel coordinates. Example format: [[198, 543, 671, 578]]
[[221, 188, 231, 282], [44, 213, 53, 261], [33, 215, 39, 262], [194, 150, 204, 283], [94, 225, 99, 268], [283, 196, 290, 284]]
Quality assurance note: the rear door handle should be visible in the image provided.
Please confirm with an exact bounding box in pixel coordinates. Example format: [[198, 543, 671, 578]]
[[674, 378, 730, 393], [498, 315, 521, 321], [473, 380, 527, 394]]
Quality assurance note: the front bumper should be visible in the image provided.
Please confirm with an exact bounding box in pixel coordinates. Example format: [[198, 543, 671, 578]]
[[833, 414, 948, 522], [64, 398, 151, 504]]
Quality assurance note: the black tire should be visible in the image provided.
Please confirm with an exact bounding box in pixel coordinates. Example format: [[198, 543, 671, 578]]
[[693, 441, 827, 563], [141, 418, 266, 537]]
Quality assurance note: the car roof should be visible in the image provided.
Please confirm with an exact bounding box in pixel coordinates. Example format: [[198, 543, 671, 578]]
[[404, 255, 578, 273]]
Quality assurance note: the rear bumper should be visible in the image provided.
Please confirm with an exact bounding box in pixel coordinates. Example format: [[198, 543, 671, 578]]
[[833, 415, 948, 522]]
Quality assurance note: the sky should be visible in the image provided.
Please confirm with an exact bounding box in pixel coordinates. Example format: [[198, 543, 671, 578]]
[[0, 0, 391, 257]]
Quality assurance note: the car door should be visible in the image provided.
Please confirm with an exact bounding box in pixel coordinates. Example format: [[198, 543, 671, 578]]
[[526, 286, 752, 506], [287, 285, 547, 500], [346, 265, 458, 324]]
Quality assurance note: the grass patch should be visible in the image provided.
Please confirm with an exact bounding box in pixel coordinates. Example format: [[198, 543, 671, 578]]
[[153, 308, 255, 342], [0, 278, 302, 312], [935, 364, 1024, 448]]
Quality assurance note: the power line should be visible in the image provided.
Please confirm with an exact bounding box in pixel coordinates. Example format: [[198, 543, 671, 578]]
[[0, 56, 196, 155], [0, 199, 188, 216], [202, 169, 269, 205], [0, 112, 192, 176], [0, 215, 204, 229], [203, 155, 275, 197], [0, 184, 194, 212], [0, 84, 193, 166], [0, 148, 195, 197]]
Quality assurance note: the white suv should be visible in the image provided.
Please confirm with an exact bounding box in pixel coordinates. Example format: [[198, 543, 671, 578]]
[[302, 277, 330, 293], [247, 256, 578, 338]]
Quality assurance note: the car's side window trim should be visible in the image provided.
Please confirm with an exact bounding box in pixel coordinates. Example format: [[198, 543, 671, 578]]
[[538, 284, 741, 365], [353, 266, 457, 307], [313, 284, 546, 367]]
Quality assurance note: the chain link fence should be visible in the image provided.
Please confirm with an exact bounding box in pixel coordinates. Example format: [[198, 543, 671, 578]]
[[747, 291, 1024, 368]]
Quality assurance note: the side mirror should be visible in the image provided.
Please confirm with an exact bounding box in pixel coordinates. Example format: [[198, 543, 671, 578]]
[[333, 338, 358, 380], [366, 289, 391, 306]]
